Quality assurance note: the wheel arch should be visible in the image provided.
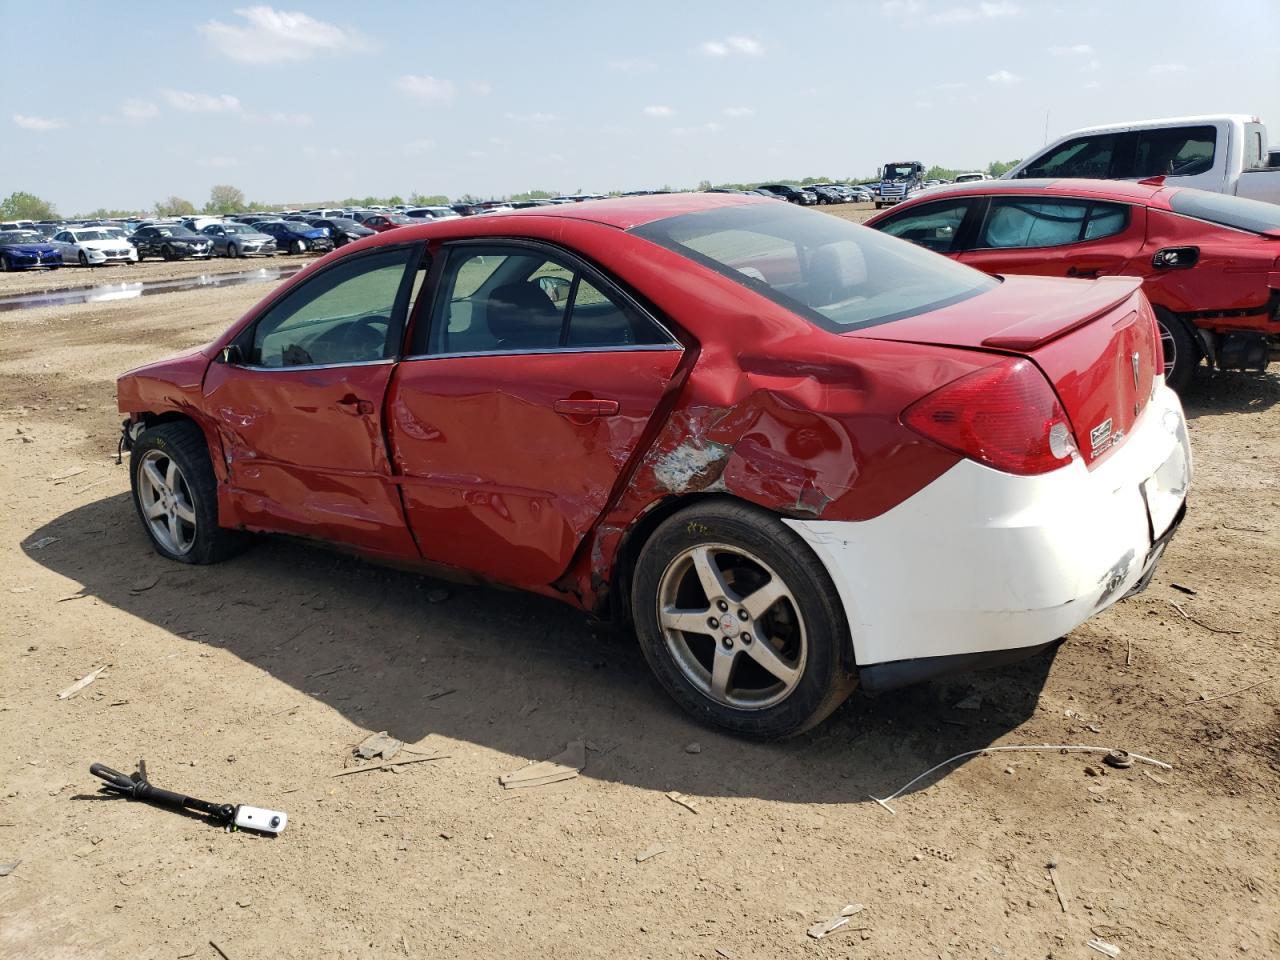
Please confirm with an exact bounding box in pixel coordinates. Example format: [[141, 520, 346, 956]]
[[131, 410, 227, 482]]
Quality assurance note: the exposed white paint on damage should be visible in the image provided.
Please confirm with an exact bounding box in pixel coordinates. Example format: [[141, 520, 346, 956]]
[[786, 383, 1191, 668], [651, 440, 730, 492]]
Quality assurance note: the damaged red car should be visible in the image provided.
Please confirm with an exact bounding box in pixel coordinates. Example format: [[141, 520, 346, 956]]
[[118, 194, 1191, 738]]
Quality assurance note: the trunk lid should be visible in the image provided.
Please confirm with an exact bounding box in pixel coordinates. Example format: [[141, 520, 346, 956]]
[[852, 275, 1158, 467]]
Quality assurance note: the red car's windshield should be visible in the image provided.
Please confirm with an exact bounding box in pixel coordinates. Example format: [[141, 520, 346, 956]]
[[631, 203, 997, 331]]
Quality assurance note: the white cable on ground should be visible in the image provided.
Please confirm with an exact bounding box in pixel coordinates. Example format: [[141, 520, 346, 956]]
[[870, 744, 1173, 814]]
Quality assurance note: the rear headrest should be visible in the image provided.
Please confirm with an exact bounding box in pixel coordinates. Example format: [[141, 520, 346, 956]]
[[807, 241, 867, 307], [485, 282, 562, 346]]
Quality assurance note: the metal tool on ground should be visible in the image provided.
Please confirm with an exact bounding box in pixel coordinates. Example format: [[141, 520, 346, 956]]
[[89, 759, 287, 835]]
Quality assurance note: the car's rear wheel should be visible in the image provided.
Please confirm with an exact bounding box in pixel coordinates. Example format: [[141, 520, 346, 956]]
[[631, 500, 856, 739], [0, 256, 9, 272], [130, 421, 247, 564], [161, 245, 174, 261], [1154, 307, 1198, 393]]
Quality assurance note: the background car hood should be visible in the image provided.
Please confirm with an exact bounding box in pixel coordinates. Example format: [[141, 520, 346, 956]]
[[78, 238, 129, 250]]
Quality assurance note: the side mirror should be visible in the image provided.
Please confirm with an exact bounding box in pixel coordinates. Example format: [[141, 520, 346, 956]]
[[220, 344, 244, 365], [538, 275, 572, 303]]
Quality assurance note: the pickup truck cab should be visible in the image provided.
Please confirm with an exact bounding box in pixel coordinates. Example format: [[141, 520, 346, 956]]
[[1005, 115, 1280, 205]]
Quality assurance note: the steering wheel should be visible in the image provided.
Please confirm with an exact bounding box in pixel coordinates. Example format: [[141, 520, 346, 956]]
[[311, 314, 389, 362]]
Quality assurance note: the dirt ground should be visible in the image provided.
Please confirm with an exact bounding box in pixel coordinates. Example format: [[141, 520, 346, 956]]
[[0, 212, 1277, 960]]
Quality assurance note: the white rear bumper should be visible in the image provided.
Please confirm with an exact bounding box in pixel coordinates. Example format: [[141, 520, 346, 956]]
[[785, 382, 1191, 682]]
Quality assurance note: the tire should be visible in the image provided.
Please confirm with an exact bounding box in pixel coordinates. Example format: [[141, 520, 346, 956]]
[[0, 256, 9, 272], [630, 500, 856, 739], [1154, 307, 1198, 393], [290, 239, 306, 254], [161, 245, 174, 261], [129, 420, 247, 565], [78, 251, 89, 267], [874, 202, 884, 210], [229, 243, 240, 259]]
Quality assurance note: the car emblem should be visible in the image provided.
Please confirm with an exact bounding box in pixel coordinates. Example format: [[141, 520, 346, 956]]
[[1131, 352, 1140, 388], [1089, 418, 1113, 454]]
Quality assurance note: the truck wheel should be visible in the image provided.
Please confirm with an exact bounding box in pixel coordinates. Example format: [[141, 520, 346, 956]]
[[874, 202, 884, 210], [130, 421, 248, 564], [631, 500, 856, 739], [1154, 307, 1198, 393]]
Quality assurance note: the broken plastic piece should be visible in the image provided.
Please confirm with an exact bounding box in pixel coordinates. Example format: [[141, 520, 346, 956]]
[[807, 903, 864, 940]]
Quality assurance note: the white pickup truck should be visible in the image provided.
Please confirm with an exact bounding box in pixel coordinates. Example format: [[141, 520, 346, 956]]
[[1004, 114, 1280, 204]]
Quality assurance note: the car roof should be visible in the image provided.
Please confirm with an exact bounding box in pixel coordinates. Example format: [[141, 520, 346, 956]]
[[421, 191, 770, 231], [1053, 114, 1258, 138], [890, 177, 1178, 208]]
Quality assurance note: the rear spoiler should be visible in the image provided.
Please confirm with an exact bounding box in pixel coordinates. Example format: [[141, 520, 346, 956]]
[[981, 276, 1143, 351]]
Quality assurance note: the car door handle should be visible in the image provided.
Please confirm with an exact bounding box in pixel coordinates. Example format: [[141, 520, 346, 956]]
[[553, 398, 619, 418], [337, 395, 375, 415], [1066, 266, 1101, 278]]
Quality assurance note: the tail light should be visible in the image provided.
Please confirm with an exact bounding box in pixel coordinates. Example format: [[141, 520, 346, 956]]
[[902, 358, 1078, 476]]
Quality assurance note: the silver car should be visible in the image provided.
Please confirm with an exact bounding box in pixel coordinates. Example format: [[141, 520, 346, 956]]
[[200, 222, 278, 258]]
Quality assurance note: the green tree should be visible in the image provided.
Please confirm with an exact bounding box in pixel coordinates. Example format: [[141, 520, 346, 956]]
[[509, 189, 556, 202], [75, 206, 142, 219], [408, 192, 449, 206], [205, 184, 246, 215], [154, 196, 196, 217], [987, 158, 1021, 177], [0, 191, 58, 220]]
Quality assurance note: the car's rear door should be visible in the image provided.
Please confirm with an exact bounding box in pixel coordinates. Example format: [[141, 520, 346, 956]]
[[202, 243, 427, 556], [958, 196, 1141, 279], [386, 240, 684, 588]]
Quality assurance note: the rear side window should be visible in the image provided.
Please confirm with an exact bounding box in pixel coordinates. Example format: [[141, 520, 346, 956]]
[[1017, 134, 1116, 179], [876, 200, 971, 253], [976, 199, 1129, 249], [1167, 190, 1280, 234], [1132, 125, 1216, 178]]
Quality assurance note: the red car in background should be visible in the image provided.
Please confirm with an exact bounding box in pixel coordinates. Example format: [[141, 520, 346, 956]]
[[115, 194, 1190, 737], [361, 213, 415, 233], [866, 178, 1280, 391]]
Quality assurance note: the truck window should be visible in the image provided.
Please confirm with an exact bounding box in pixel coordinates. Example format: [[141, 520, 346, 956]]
[[1131, 125, 1216, 178], [1017, 135, 1116, 179], [1244, 125, 1264, 170]]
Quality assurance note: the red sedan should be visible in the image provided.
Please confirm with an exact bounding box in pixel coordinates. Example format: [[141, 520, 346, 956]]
[[117, 194, 1190, 737], [361, 213, 415, 233], [865, 178, 1280, 391]]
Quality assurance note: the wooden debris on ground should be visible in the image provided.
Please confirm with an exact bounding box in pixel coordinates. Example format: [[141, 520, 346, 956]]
[[57, 665, 107, 700], [498, 740, 585, 790]]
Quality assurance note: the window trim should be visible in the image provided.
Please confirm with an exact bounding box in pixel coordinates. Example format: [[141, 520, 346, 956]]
[[226, 241, 427, 371], [966, 196, 1132, 252], [405, 237, 682, 360]]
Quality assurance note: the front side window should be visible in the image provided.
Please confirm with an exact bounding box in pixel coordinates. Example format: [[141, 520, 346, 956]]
[[249, 247, 418, 367], [876, 200, 971, 253], [1018, 134, 1116, 179], [424, 245, 671, 355], [632, 203, 996, 331], [1131, 125, 1216, 178]]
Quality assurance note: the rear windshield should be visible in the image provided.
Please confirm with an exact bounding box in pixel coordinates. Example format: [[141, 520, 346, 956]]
[[631, 203, 997, 332], [1168, 190, 1280, 234]]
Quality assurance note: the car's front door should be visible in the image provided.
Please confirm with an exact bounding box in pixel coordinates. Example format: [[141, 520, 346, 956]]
[[871, 198, 979, 258], [386, 241, 684, 587], [203, 243, 427, 556], [957, 196, 1140, 279]]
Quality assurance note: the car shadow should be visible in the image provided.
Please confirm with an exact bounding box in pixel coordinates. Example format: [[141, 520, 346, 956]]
[[24, 493, 1059, 807], [1181, 367, 1280, 421]]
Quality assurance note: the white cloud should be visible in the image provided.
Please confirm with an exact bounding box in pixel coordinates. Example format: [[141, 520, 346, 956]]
[[608, 57, 656, 72], [929, 1, 1019, 23], [705, 121, 724, 133], [1149, 62, 1186, 74], [504, 111, 557, 123], [470, 80, 491, 96], [396, 75, 456, 100], [699, 35, 763, 57], [243, 111, 312, 126], [200, 6, 369, 63], [881, 0, 924, 17], [722, 106, 754, 117], [1081, 59, 1101, 73], [1084, 80, 1102, 89], [1050, 43, 1093, 55], [161, 90, 242, 112], [643, 105, 674, 117], [403, 139, 434, 156], [986, 69, 1021, 84], [120, 99, 159, 123], [12, 113, 66, 131]]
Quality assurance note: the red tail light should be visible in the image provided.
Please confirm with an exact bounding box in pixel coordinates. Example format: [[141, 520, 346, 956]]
[[902, 358, 1078, 476]]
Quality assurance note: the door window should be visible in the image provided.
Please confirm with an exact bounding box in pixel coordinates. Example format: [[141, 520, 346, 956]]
[[976, 198, 1129, 248], [875, 201, 970, 253], [423, 246, 671, 355], [1132, 125, 1216, 178], [249, 247, 418, 368], [1018, 134, 1116, 179]]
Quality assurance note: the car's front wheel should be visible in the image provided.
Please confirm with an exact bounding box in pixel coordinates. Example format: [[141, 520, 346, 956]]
[[78, 251, 89, 267], [631, 500, 856, 739], [130, 421, 247, 564], [290, 239, 306, 254]]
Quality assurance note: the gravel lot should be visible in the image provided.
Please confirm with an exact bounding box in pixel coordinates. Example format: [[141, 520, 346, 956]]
[[0, 209, 1276, 959]]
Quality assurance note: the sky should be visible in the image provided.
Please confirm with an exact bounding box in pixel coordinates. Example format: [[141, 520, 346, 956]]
[[2, 0, 1278, 214]]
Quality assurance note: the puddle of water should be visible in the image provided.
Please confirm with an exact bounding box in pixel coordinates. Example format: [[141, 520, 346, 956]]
[[0, 265, 304, 313]]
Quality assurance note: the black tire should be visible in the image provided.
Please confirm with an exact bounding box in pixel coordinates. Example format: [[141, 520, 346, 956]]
[[874, 201, 884, 210], [161, 245, 174, 261], [1155, 307, 1198, 393], [135, 249, 145, 262], [78, 251, 89, 267], [129, 420, 248, 565], [290, 239, 306, 255], [229, 243, 240, 258], [0, 256, 9, 272], [630, 500, 856, 739]]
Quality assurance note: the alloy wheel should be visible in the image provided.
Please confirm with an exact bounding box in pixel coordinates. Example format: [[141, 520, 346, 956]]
[[136, 448, 198, 555], [656, 543, 807, 710], [1157, 319, 1177, 381]]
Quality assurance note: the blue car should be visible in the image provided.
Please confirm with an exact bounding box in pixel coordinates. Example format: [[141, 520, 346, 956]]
[[0, 229, 63, 271], [252, 220, 335, 255]]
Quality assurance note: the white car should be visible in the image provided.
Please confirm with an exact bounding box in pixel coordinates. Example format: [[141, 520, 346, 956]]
[[50, 227, 138, 267]]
